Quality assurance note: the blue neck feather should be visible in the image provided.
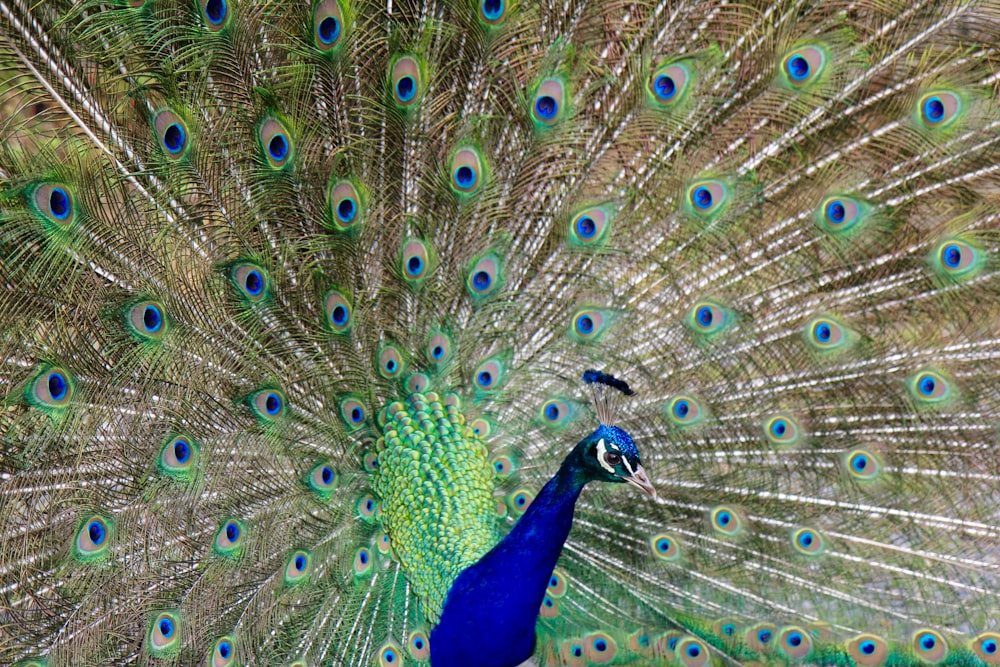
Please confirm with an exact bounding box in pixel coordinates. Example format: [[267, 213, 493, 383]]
[[429, 451, 590, 667]]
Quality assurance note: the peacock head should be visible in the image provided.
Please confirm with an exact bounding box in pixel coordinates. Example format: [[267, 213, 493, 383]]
[[578, 424, 655, 498]]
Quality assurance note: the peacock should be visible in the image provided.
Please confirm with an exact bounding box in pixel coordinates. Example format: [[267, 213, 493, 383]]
[[1, 0, 999, 664]]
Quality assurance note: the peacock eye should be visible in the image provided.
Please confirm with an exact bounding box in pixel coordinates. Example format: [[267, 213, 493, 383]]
[[603, 451, 622, 466]]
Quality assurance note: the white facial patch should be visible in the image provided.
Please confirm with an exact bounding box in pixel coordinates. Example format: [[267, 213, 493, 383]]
[[596, 438, 616, 474]]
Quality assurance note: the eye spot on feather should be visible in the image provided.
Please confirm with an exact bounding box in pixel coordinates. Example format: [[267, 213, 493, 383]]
[[466, 253, 502, 299], [479, 0, 507, 25], [357, 494, 378, 523], [684, 179, 728, 220], [28, 366, 73, 409], [354, 547, 373, 576], [307, 462, 338, 496], [200, 0, 229, 29], [211, 636, 235, 666], [687, 299, 733, 338], [400, 239, 431, 285], [531, 77, 568, 128], [507, 488, 533, 515], [908, 368, 953, 405], [408, 631, 430, 660], [74, 516, 110, 561], [469, 417, 492, 438], [378, 641, 402, 666], [258, 118, 293, 169], [747, 623, 776, 653], [154, 110, 189, 158], [214, 519, 244, 557], [313, 0, 345, 52], [676, 636, 710, 667], [647, 61, 692, 109], [328, 180, 364, 230], [847, 634, 888, 666], [666, 395, 704, 426], [816, 195, 868, 235], [391, 56, 423, 107], [491, 454, 515, 478], [585, 632, 617, 663], [650, 532, 681, 562], [539, 595, 560, 618], [160, 435, 198, 479], [568, 205, 614, 246], [803, 314, 857, 356], [340, 397, 367, 429], [917, 90, 963, 129], [932, 238, 983, 280], [547, 569, 567, 597], [972, 632, 1000, 664], [844, 448, 881, 481], [378, 344, 406, 379], [779, 627, 813, 659], [570, 307, 613, 342], [791, 527, 826, 556], [32, 182, 77, 228], [763, 413, 801, 446], [230, 262, 268, 302], [148, 611, 181, 656], [284, 550, 311, 585], [912, 629, 947, 663], [450, 146, 486, 196], [248, 389, 285, 422], [324, 288, 353, 333], [474, 358, 505, 391], [779, 44, 827, 89], [710, 506, 746, 537]]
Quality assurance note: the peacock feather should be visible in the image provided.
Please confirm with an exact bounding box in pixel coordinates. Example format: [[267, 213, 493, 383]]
[[1, 0, 999, 665]]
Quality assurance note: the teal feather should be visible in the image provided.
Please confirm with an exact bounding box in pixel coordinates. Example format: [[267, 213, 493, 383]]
[[2, 1, 1000, 666]]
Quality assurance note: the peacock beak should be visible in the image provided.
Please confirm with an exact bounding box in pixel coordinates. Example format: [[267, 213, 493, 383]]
[[624, 465, 656, 499]]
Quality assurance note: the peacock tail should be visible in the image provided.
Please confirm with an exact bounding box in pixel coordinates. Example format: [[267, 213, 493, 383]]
[[2, 0, 1000, 665]]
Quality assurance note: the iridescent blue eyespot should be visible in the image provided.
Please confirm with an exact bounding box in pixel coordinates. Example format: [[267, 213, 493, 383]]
[[49, 187, 70, 219], [258, 118, 293, 169], [844, 448, 880, 481], [779, 45, 827, 89], [531, 77, 568, 128], [391, 55, 423, 108], [676, 636, 709, 666], [230, 262, 268, 302], [779, 627, 813, 659], [908, 368, 952, 405], [474, 358, 505, 391], [211, 635, 236, 666], [710, 505, 746, 537], [28, 365, 73, 409], [328, 180, 364, 230], [397, 77, 415, 102], [848, 634, 887, 664], [684, 179, 729, 220], [536, 96, 556, 119], [973, 632, 1000, 662], [148, 611, 182, 656], [379, 642, 402, 667], [319, 16, 340, 44], [917, 90, 963, 129], [481, 0, 504, 21], [284, 549, 311, 585], [667, 395, 704, 426], [450, 146, 486, 196], [648, 61, 692, 109], [650, 532, 681, 562], [199, 0, 228, 29]]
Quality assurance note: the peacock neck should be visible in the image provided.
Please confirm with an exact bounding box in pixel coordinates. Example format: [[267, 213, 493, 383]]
[[428, 450, 590, 667]]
